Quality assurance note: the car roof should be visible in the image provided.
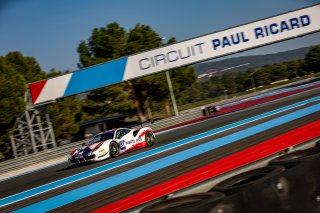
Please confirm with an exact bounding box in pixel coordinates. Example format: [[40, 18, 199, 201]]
[[100, 128, 132, 135]]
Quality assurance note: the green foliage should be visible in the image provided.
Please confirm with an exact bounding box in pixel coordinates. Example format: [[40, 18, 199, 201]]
[[48, 97, 82, 140], [177, 45, 320, 105], [83, 83, 136, 119], [193, 46, 311, 75], [0, 51, 75, 159], [78, 22, 197, 120], [304, 45, 320, 72], [77, 22, 128, 67], [0, 58, 26, 125], [171, 66, 197, 94], [5, 51, 45, 83], [46, 69, 70, 78], [0, 56, 27, 158], [127, 24, 161, 54], [221, 72, 237, 94], [285, 60, 305, 79]]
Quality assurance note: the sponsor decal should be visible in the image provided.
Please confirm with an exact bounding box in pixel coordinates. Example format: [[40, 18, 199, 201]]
[[29, 5, 320, 106], [138, 42, 205, 70], [119, 140, 126, 150], [126, 140, 135, 145], [124, 5, 320, 81]]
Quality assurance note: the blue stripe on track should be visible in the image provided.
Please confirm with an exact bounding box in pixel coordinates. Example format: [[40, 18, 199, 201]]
[[1, 96, 320, 207], [12, 101, 320, 212], [1, 82, 318, 183]]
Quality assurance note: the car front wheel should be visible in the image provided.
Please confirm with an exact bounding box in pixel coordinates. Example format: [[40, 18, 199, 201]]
[[109, 141, 120, 157]]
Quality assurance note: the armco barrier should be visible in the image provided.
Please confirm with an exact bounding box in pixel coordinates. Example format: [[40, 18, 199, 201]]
[[0, 105, 204, 181], [0, 77, 318, 181], [0, 140, 87, 181], [0, 105, 205, 181]]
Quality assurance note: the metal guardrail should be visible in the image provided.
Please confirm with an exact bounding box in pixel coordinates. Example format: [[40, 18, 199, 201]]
[[0, 105, 208, 179], [0, 107, 203, 174], [0, 140, 88, 176], [0, 77, 317, 180], [0, 96, 248, 178]]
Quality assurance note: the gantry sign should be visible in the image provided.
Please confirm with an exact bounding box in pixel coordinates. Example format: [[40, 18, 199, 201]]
[[28, 4, 320, 106]]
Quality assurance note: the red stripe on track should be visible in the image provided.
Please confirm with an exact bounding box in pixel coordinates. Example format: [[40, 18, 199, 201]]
[[93, 119, 320, 213], [156, 83, 320, 132]]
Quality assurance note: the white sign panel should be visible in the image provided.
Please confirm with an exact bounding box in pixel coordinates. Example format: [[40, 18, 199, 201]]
[[29, 4, 320, 105], [124, 5, 320, 80]]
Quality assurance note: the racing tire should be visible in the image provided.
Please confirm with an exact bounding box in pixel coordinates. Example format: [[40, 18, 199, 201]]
[[210, 166, 285, 195], [145, 132, 155, 146], [140, 192, 224, 213], [269, 147, 320, 168], [109, 141, 120, 157]]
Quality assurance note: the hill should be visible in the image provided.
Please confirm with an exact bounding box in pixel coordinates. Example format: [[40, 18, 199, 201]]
[[192, 46, 312, 77]]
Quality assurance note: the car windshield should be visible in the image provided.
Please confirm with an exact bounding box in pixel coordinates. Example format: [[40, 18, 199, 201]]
[[89, 131, 114, 144]]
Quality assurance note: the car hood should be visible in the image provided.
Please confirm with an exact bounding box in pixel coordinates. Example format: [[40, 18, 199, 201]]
[[70, 140, 110, 156]]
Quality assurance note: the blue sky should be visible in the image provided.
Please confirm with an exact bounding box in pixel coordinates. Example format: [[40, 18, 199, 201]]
[[0, 0, 319, 72]]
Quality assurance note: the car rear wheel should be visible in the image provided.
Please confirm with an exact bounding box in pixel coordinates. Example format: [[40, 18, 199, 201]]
[[145, 132, 155, 146], [109, 141, 120, 157]]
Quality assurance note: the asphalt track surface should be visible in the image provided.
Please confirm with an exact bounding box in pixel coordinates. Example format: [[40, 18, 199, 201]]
[[1, 87, 320, 212]]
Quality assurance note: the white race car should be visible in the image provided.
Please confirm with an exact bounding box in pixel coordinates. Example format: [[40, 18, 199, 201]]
[[68, 127, 155, 165]]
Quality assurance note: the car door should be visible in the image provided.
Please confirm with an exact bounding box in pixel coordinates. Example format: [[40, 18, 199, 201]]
[[122, 129, 135, 150], [115, 129, 126, 151]]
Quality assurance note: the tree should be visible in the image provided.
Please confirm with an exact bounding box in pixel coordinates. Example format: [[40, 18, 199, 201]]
[[208, 76, 224, 97], [126, 24, 164, 120], [304, 45, 320, 73], [254, 69, 271, 86], [127, 24, 161, 54], [46, 69, 70, 78], [0, 57, 27, 159], [0, 52, 48, 159], [0, 51, 78, 159], [77, 22, 128, 68], [261, 64, 288, 82], [83, 82, 136, 119], [48, 97, 82, 141], [129, 33, 196, 117], [5, 51, 45, 82], [221, 72, 237, 94], [234, 71, 250, 92], [77, 41, 93, 68], [78, 22, 196, 120], [286, 60, 305, 79]]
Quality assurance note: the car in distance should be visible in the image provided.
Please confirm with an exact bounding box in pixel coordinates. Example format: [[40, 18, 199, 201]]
[[68, 127, 155, 165]]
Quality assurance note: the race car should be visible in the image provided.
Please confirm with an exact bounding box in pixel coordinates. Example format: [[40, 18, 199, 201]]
[[68, 127, 155, 165]]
